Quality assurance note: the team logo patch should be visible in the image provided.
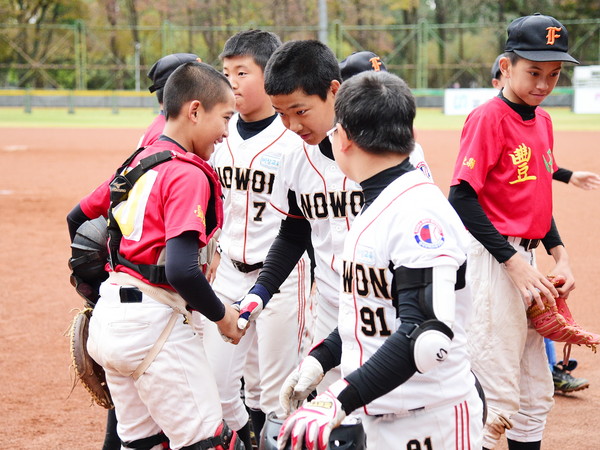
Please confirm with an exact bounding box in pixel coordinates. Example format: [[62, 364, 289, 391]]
[[416, 162, 432, 180], [414, 219, 445, 249], [260, 153, 281, 171], [356, 245, 375, 265], [194, 206, 206, 226]]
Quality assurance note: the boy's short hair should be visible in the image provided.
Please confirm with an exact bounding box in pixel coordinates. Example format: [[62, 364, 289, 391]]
[[147, 53, 202, 104], [264, 40, 341, 100], [219, 29, 282, 71], [163, 62, 231, 120], [505, 13, 578, 64], [335, 71, 415, 155]]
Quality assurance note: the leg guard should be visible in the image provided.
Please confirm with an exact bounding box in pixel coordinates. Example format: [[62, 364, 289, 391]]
[[180, 421, 244, 450], [121, 431, 169, 449]]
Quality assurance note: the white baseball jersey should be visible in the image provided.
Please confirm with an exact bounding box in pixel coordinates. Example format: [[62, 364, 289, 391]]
[[269, 141, 432, 306], [211, 114, 304, 268], [206, 114, 312, 428], [338, 169, 474, 416]]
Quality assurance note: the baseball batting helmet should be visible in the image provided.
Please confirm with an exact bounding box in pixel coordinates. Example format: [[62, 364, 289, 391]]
[[69, 216, 109, 282], [147, 53, 202, 93], [339, 51, 387, 82], [259, 413, 366, 450]]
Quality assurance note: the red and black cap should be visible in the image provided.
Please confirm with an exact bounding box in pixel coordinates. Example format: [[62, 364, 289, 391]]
[[505, 13, 578, 64], [339, 51, 387, 81], [147, 53, 202, 93]]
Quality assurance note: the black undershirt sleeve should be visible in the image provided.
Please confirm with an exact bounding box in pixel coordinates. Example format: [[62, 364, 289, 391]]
[[309, 328, 342, 372], [448, 180, 516, 263], [541, 217, 564, 254], [254, 190, 312, 297], [553, 168, 572, 184], [67, 203, 92, 242], [165, 231, 225, 322], [332, 288, 425, 415]]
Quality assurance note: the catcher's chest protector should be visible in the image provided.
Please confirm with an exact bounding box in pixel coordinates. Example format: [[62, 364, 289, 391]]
[[107, 148, 223, 285]]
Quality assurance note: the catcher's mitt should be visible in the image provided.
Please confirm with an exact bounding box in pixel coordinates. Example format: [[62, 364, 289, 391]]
[[68, 308, 114, 409], [526, 277, 600, 352]]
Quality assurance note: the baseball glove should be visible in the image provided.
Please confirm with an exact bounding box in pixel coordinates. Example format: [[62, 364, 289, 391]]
[[526, 277, 600, 352], [68, 307, 114, 409]]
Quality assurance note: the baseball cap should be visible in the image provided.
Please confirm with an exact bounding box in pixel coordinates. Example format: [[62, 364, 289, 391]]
[[491, 54, 502, 80], [504, 13, 579, 64], [339, 51, 387, 81], [147, 53, 202, 93]]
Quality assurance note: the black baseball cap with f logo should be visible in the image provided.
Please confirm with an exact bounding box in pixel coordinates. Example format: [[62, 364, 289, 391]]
[[505, 13, 579, 64]]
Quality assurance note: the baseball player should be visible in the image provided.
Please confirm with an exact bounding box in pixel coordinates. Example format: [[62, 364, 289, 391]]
[[277, 71, 484, 450], [70, 62, 245, 449], [449, 14, 578, 449], [235, 41, 433, 396], [202, 30, 311, 449], [67, 52, 203, 450], [491, 53, 599, 394], [139, 53, 203, 148]]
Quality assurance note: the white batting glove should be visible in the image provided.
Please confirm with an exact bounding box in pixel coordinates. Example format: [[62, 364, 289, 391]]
[[235, 293, 263, 330], [277, 379, 348, 450], [280, 355, 325, 415]]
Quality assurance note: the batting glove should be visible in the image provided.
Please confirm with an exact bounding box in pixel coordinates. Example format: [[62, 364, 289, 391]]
[[277, 379, 348, 450], [235, 284, 271, 330], [280, 355, 325, 415]]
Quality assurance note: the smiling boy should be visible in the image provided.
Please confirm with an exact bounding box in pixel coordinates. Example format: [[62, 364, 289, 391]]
[[449, 13, 579, 449]]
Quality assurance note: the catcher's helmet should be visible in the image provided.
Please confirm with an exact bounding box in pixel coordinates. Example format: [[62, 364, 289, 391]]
[[69, 216, 109, 282], [259, 413, 366, 450]]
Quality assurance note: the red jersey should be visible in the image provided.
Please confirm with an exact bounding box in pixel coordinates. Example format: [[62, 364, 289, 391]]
[[138, 113, 166, 148], [451, 97, 558, 239], [82, 139, 222, 286]]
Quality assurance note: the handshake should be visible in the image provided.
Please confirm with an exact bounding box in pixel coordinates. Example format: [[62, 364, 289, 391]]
[[216, 285, 270, 344]]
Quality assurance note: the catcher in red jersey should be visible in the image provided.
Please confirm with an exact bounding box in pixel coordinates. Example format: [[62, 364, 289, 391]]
[[71, 62, 245, 450], [278, 70, 483, 450], [448, 14, 578, 450]]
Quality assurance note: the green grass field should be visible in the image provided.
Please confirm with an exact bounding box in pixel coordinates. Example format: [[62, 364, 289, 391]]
[[0, 106, 598, 131]]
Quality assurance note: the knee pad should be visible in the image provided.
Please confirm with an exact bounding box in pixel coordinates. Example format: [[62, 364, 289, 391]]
[[407, 319, 453, 373]]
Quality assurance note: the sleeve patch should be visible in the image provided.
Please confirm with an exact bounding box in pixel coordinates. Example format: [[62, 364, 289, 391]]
[[413, 219, 445, 249]]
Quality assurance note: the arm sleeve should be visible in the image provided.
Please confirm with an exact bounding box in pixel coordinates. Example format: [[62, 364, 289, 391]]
[[308, 328, 343, 373], [541, 217, 564, 254], [553, 168, 573, 184], [335, 288, 424, 415], [254, 190, 312, 297], [67, 204, 92, 242], [448, 180, 516, 263], [165, 231, 225, 322]]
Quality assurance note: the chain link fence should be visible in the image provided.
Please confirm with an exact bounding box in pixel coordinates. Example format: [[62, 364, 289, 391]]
[[1, 19, 599, 91]]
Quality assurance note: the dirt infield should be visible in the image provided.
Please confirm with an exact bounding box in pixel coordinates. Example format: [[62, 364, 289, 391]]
[[1, 126, 599, 449]]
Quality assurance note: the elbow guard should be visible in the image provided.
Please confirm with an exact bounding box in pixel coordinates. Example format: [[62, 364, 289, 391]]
[[406, 319, 454, 373]]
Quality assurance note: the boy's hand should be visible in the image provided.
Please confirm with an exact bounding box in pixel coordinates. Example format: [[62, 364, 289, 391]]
[[216, 304, 245, 344], [503, 253, 558, 309], [569, 171, 600, 190]]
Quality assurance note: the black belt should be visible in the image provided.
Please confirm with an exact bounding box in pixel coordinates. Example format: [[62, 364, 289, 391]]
[[502, 236, 541, 251], [119, 286, 143, 303], [231, 260, 263, 273]]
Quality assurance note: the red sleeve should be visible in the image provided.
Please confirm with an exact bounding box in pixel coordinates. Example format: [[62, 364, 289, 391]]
[[80, 178, 112, 219]]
